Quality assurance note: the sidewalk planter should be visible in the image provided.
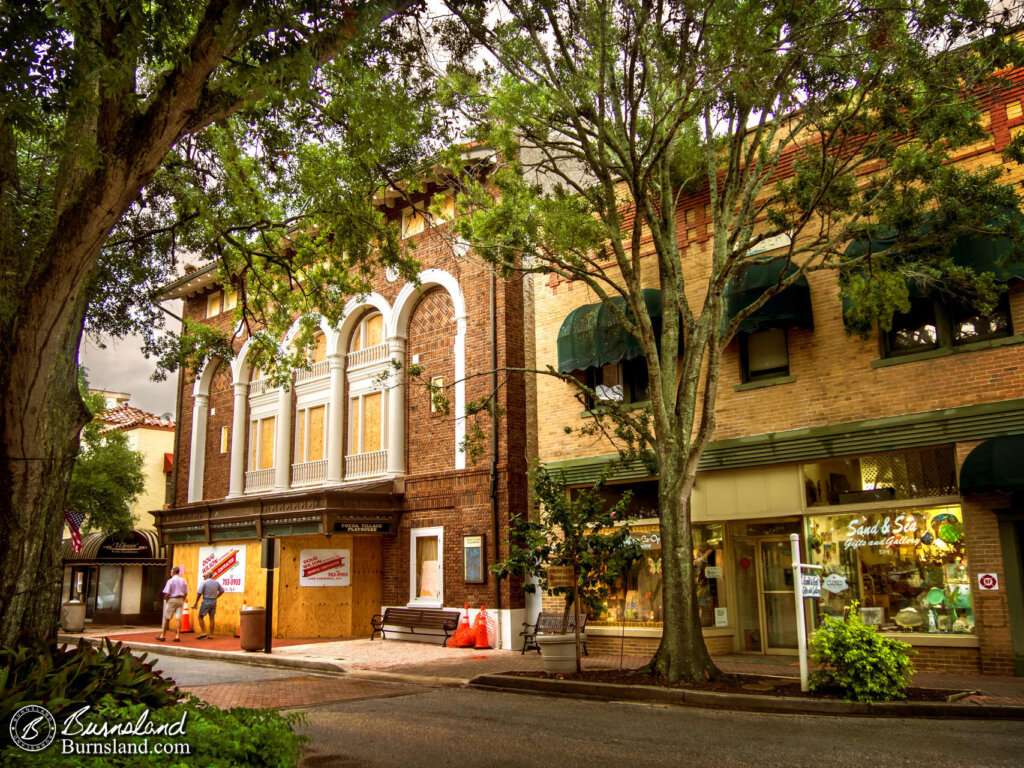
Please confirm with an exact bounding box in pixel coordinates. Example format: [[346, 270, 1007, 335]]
[[537, 633, 579, 673]]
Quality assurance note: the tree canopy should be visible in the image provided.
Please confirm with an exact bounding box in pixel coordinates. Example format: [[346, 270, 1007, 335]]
[[435, 0, 1024, 681], [68, 376, 146, 535]]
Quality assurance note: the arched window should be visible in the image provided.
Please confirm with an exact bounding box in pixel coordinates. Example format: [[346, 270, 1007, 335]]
[[348, 312, 384, 354]]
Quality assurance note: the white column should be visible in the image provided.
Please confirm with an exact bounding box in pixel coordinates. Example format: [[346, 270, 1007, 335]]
[[326, 353, 345, 483], [228, 383, 248, 498], [274, 384, 293, 491], [453, 315, 467, 470], [386, 336, 406, 477], [187, 393, 209, 502]]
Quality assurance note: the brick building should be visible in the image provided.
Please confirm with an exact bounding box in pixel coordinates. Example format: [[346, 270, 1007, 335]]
[[534, 70, 1024, 674], [154, 176, 529, 646]]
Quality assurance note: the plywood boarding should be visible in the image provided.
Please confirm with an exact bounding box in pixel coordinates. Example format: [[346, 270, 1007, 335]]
[[692, 464, 803, 521], [260, 416, 275, 469], [309, 405, 325, 461], [170, 541, 267, 637], [275, 533, 383, 638], [363, 393, 382, 452]]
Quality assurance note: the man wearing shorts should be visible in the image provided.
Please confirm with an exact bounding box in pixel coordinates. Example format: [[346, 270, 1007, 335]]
[[193, 570, 225, 639], [157, 566, 188, 642]]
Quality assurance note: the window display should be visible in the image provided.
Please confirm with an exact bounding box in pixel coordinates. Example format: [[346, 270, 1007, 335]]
[[806, 506, 973, 635], [589, 523, 725, 628]]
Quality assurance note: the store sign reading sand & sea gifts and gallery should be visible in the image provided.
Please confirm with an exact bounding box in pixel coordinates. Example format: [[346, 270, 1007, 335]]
[[299, 549, 351, 587], [198, 546, 246, 593], [843, 512, 920, 551]]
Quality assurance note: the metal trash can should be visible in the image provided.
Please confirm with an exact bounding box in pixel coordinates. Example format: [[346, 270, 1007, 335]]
[[239, 606, 266, 651], [61, 600, 86, 633]]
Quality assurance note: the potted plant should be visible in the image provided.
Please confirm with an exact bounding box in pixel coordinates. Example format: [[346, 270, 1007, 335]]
[[492, 465, 642, 673]]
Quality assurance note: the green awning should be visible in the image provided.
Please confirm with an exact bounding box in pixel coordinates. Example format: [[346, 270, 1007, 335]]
[[842, 211, 1024, 319], [723, 260, 814, 334], [557, 289, 662, 373], [960, 435, 1024, 495]]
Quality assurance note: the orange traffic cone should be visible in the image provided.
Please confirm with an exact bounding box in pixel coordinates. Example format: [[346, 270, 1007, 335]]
[[181, 602, 193, 633], [452, 604, 474, 647], [473, 604, 491, 649]]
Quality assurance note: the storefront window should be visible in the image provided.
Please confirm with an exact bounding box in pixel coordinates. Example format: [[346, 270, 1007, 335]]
[[96, 565, 122, 613], [589, 523, 726, 628], [803, 447, 957, 507], [806, 505, 973, 635]]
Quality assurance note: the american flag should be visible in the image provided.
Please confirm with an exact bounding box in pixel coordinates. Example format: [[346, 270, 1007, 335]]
[[65, 509, 85, 553]]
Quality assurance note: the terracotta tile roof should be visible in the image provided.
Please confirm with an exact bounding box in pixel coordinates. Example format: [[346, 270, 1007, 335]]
[[98, 403, 175, 432]]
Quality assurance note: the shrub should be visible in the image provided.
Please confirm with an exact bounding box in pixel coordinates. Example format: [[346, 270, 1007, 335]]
[[1, 694, 307, 767], [809, 602, 915, 702], [1, 638, 178, 725]]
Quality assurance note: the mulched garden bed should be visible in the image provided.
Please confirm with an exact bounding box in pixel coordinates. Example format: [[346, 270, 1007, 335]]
[[505, 669, 966, 702]]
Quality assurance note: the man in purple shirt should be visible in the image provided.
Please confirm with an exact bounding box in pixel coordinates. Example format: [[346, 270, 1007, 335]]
[[156, 566, 189, 642]]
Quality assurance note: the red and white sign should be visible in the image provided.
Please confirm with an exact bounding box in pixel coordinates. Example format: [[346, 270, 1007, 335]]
[[299, 549, 350, 587], [198, 546, 246, 593], [978, 573, 999, 591]]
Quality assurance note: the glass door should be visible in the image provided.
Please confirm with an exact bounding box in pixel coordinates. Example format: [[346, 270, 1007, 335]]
[[759, 538, 798, 653], [732, 536, 800, 654]]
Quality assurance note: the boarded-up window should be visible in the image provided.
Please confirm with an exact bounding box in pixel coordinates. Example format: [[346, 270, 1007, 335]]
[[362, 393, 382, 453], [206, 291, 222, 318], [348, 312, 383, 354], [348, 393, 382, 454], [312, 332, 327, 363], [249, 416, 274, 470], [223, 289, 238, 311], [402, 208, 426, 238], [220, 426, 230, 454], [309, 405, 325, 461]]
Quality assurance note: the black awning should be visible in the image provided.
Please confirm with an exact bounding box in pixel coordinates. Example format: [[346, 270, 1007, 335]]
[[723, 260, 814, 334], [62, 529, 164, 563], [557, 289, 662, 373], [960, 435, 1024, 495]]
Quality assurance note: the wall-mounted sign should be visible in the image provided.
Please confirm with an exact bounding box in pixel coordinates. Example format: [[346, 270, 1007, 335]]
[[198, 546, 246, 593], [546, 565, 575, 589], [705, 566, 723, 579], [714, 607, 728, 627], [800, 573, 822, 599], [978, 573, 999, 591], [822, 573, 849, 594], [843, 513, 922, 550], [99, 531, 154, 559], [333, 521, 390, 534], [463, 534, 485, 584], [299, 549, 350, 587]]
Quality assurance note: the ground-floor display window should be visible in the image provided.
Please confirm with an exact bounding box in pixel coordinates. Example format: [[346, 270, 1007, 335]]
[[96, 565, 122, 613], [589, 523, 725, 627], [806, 505, 973, 635], [409, 526, 443, 606]]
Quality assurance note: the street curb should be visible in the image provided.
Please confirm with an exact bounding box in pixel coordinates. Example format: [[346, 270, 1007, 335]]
[[345, 670, 468, 688], [467, 674, 1024, 720], [58, 634, 348, 676]]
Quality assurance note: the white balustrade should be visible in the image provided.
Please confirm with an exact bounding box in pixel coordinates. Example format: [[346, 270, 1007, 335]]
[[244, 467, 275, 493], [248, 378, 269, 396], [291, 459, 328, 486], [346, 343, 389, 370], [344, 450, 388, 480], [295, 359, 330, 384]]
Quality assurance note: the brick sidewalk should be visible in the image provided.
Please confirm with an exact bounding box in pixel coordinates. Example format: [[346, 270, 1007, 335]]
[[182, 676, 425, 709]]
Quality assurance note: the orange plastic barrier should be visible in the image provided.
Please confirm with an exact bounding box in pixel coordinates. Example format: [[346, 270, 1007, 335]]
[[452, 604, 475, 647]]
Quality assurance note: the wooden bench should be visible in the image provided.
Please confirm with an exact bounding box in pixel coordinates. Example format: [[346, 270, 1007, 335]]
[[370, 607, 463, 647], [520, 611, 588, 655]]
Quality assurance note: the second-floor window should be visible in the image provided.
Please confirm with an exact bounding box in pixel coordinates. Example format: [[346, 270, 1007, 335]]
[[349, 312, 384, 354], [348, 392, 382, 455], [883, 294, 1012, 357], [740, 328, 790, 382], [206, 288, 237, 318], [584, 359, 650, 408], [308, 331, 327, 363], [295, 405, 326, 464], [248, 416, 276, 471]]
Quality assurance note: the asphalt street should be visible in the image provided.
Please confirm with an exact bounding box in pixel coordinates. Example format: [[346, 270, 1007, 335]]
[[297, 687, 1024, 768], [133, 653, 1024, 768]]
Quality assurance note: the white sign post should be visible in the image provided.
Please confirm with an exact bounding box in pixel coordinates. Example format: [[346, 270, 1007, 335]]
[[790, 533, 823, 692]]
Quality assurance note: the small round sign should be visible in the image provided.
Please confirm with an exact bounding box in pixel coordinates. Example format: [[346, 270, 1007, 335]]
[[9, 704, 57, 752]]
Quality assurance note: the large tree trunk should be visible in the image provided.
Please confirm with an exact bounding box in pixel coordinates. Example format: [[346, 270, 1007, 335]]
[[647, 450, 721, 683], [0, 261, 92, 646]]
